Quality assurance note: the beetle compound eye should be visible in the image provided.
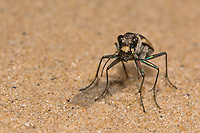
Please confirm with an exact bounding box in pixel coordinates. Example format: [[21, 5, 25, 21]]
[[117, 35, 124, 48], [133, 37, 138, 45], [117, 35, 123, 43]]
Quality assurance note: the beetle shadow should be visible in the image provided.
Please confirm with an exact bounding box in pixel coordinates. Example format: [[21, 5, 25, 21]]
[[70, 61, 154, 109], [70, 78, 128, 109]]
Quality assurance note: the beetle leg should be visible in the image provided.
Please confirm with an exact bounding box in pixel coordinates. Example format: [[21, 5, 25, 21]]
[[141, 59, 161, 109], [121, 61, 128, 78], [135, 60, 146, 113], [80, 54, 118, 91], [100, 53, 119, 77], [95, 58, 121, 101], [101, 57, 112, 77], [145, 52, 177, 89], [134, 60, 141, 80], [101, 59, 128, 79]]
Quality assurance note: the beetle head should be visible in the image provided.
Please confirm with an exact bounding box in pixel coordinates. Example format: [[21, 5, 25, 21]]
[[117, 32, 138, 53]]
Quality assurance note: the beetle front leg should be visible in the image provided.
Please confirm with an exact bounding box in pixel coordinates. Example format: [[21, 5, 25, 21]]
[[80, 54, 117, 91], [135, 60, 146, 113], [121, 61, 128, 78], [95, 58, 121, 101]]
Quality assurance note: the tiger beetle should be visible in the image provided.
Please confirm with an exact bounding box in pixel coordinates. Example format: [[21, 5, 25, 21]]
[[80, 32, 177, 113]]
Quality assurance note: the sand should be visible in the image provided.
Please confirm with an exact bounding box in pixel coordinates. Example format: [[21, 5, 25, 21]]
[[0, 0, 199, 132]]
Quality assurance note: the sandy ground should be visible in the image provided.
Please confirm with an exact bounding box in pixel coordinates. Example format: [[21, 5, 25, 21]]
[[0, 0, 200, 132]]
